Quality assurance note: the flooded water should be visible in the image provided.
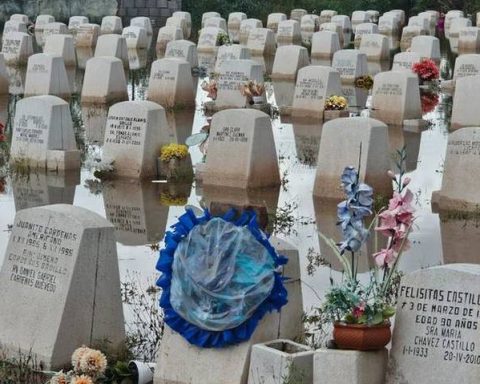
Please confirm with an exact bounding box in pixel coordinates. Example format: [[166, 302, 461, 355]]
[[0, 34, 471, 361]]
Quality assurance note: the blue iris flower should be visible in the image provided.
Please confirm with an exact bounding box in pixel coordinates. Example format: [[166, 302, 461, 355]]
[[336, 166, 373, 254]]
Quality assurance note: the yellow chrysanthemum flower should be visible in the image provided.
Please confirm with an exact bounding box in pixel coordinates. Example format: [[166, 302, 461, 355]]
[[160, 144, 189, 162]]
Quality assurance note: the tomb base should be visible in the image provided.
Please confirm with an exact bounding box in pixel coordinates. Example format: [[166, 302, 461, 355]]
[[314, 348, 388, 384], [248, 340, 314, 384]]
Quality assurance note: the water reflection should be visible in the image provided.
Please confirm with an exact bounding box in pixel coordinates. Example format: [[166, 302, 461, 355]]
[[103, 179, 170, 246], [128, 48, 148, 70], [290, 118, 323, 166], [272, 79, 296, 114], [197, 52, 216, 74], [12, 171, 80, 211], [75, 47, 94, 69], [387, 125, 421, 172], [81, 104, 109, 144], [201, 185, 280, 233], [6, 65, 26, 95], [166, 110, 195, 144], [250, 54, 274, 75], [438, 214, 480, 264]]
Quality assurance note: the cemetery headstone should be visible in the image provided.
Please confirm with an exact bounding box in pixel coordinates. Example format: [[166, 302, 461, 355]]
[[319, 10, 338, 25], [24, 53, 71, 100], [100, 16, 123, 35], [215, 44, 250, 72], [156, 26, 183, 57], [1, 32, 33, 66], [410, 35, 441, 63], [0, 204, 125, 369], [271, 45, 309, 80], [35, 15, 55, 32], [386, 264, 480, 384], [276, 19, 302, 46], [451, 75, 480, 129], [458, 27, 480, 55], [313, 117, 392, 199], [165, 40, 198, 68], [10, 95, 80, 170], [203, 109, 280, 189], [228, 12, 247, 43], [75, 23, 100, 47], [354, 22, 378, 49], [44, 35, 76, 67], [453, 54, 480, 80], [130, 16, 152, 35], [0, 54, 9, 94], [42, 22, 68, 40], [266, 13, 287, 33], [392, 52, 422, 72], [291, 9, 308, 23], [351, 11, 369, 31], [292, 65, 342, 119], [331, 15, 352, 49], [147, 58, 195, 108], [247, 28, 276, 56], [172, 11, 192, 38], [332, 49, 368, 83], [197, 27, 222, 53], [94, 34, 129, 68], [215, 59, 264, 109], [204, 17, 227, 31], [68, 16, 88, 33], [81, 57, 128, 105], [400, 26, 423, 52], [311, 31, 341, 59], [359, 33, 389, 61], [239, 19, 263, 46], [103, 100, 169, 178], [202, 12, 221, 28], [371, 71, 422, 126], [122, 26, 148, 49], [432, 127, 480, 211]]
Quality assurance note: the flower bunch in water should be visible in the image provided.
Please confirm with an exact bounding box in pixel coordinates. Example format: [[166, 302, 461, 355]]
[[412, 58, 439, 81], [420, 90, 440, 113], [324, 95, 348, 110], [336, 166, 373, 255]]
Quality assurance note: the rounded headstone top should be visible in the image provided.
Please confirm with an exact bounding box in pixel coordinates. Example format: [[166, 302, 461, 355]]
[[323, 116, 388, 130], [212, 108, 270, 121]]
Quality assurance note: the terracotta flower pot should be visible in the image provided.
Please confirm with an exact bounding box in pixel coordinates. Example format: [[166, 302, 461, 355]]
[[333, 322, 391, 351]]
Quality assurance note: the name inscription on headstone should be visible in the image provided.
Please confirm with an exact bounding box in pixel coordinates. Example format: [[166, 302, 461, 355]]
[[375, 83, 403, 96], [447, 139, 480, 155], [295, 78, 325, 100], [397, 284, 480, 365], [105, 115, 145, 146], [212, 126, 248, 143], [2, 38, 21, 54], [6, 219, 78, 294], [456, 64, 480, 78], [15, 114, 48, 145], [218, 71, 248, 91]]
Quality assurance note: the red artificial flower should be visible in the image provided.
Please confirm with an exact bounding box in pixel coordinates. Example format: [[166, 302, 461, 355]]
[[412, 59, 440, 81]]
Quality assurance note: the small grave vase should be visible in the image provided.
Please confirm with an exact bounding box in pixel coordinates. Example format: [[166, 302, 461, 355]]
[[333, 322, 391, 351]]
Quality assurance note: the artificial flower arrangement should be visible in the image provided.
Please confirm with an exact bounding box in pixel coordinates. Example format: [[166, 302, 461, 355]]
[[319, 149, 415, 350], [412, 58, 439, 83], [160, 191, 188, 206], [160, 143, 189, 162], [324, 95, 348, 111], [354, 75, 374, 90], [201, 77, 218, 100], [216, 31, 230, 46], [47, 346, 131, 384], [240, 80, 266, 104]]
